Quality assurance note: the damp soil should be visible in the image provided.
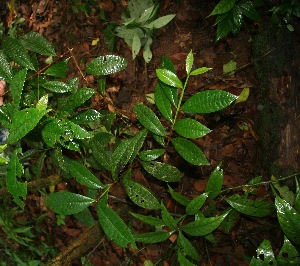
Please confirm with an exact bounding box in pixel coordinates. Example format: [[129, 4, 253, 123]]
[[2, 0, 300, 265]]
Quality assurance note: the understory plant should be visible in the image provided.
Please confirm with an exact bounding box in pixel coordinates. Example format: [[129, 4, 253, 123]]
[[114, 0, 175, 62], [0, 31, 299, 265]]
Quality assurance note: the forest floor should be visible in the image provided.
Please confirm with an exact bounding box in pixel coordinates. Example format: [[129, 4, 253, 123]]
[[2, 0, 298, 265]]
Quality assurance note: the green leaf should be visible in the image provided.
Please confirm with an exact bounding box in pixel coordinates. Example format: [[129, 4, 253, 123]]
[[131, 213, 165, 227], [0, 51, 13, 81], [58, 88, 96, 113], [155, 83, 172, 122], [277, 236, 300, 265], [275, 196, 300, 244], [142, 161, 183, 182], [2, 37, 36, 70], [161, 202, 177, 229], [226, 195, 275, 217], [44, 58, 70, 78], [134, 103, 166, 136], [132, 31, 141, 60], [139, 149, 165, 161], [6, 149, 27, 209], [171, 138, 209, 166], [111, 129, 147, 177], [143, 37, 153, 63], [168, 185, 190, 206], [36, 94, 48, 111], [209, 0, 235, 16], [47, 192, 94, 215], [160, 55, 176, 73], [178, 250, 197, 266], [153, 134, 165, 147], [144, 14, 176, 29], [7, 108, 49, 144], [178, 231, 199, 261], [63, 119, 93, 140], [158, 81, 178, 107], [186, 193, 208, 215], [73, 208, 96, 227], [182, 211, 230, 236], [42, 118, 64, 147], [134, 231, 173, 243], [43, 81, 72, 93], [122, 170, 160, 210], [295, 178, 300, 213], [86, 55, 128, 75], [239, 1, 260, 21], [223, 59, 237, 74], [250, 240, 277, 266], [272, 176, 295, 206], [190, 67, 212, 76], [70, 109, 102, 124], [205, 164, 223, 199], [186, 50, 194, 75], [181, 90, 237, 114], [97, 196, 136, 248], [156, 69, 183, 89], [64, 158, 104, 189], [20, 32, 56, 56], [9, 68, 27, 111], [91, 135, 112, 171], [174, 118, 211, 139]]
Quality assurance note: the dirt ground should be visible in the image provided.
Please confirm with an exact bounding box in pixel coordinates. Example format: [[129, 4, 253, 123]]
[[2, 0, 299, 265]]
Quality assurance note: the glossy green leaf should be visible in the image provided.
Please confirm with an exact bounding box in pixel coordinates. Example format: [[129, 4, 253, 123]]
[[144, 14, 176, 29], [277, 236, 300, 265], [134, 103, 166, 136], [186, 193, 208, 215], [131, 213, 165, 227], [161, 202, 177, 229], [0, 51, 13, 81], [97, 196, 136, 248], [186, 50, 194, 75], [134, 231, 173, 243], [20, 32, 56, 56], [178, 231, 199, 261], [171, 138, 209, 165], [272, 176, 295, 206], [64, 158, 104, 189], [182, 90, 237, 114], [142, 161, 183, 182], [215, 11, 238, 41], [250, 240, 277, 266], [182, 211, 230, 236], [295, 178, 300, 213], [6, 149, 27, 209], [36, 94, 48, 112], [154, 83, 172, 122], [153, 134, 165, 147], [128, 129, 148, 162], [160, 56, 176, 73], [122, 170, 160, 210], [174, 118, 211, 139], [43, 81, 72, 93], [91, 137, 112, 171], [209, 0, 235, 16], [70, 109, 102, 124], [47, 192, 94, 215], [220, 209, 239, 233], [7, 108, 49, 144], [226, 195, 275, 217], [86, 55, 128, 75], [275, 196, 300, 244], [58, 88, 96, 113], [239, 1, 260, 21], [42, 118, 64, 147], [63, 119, 93, 139], [3, 37, 36, 70], [190, 67, 212, 76], [178, 250, 197, 266], [44, 58, 70, 78], [158, 81, 178, 107], [9, 69, 27, 111], [156, 69, 183, 88], [168, 185, 190, 206], [205, 164, 223, 199], [139, 149, 165, 161]]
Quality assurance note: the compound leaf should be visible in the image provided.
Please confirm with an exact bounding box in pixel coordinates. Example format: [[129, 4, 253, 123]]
[[226, 195, 275, 217], [142, 161, 183, 182], [3, 37, 36, 70], [97, 196, 136, 248], [86, 55, 128, 75], [47, 192, 94, 215], [171, 137, 209, 166], [275, 196, 300, 244], [181, 90, 237, 114], [20, 32, 56, 56], [174, 118, 211, 139], [122, 170, 160, 210], [134, 103, 166, 136]]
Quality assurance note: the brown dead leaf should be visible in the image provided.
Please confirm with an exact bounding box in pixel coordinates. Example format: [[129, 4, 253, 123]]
[[98, 0, 115, 12]]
